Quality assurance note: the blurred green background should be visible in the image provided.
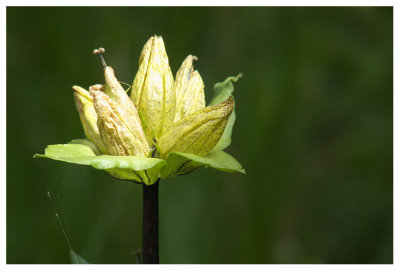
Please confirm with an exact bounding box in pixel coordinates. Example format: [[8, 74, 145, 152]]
[[7, 7, 393, 264]]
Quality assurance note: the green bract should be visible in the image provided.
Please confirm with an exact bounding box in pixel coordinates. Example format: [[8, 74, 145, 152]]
[[34, 36, 244, 184]]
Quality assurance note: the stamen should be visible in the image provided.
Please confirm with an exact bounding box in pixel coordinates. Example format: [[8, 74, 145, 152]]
[[93, 47, 107, 68]]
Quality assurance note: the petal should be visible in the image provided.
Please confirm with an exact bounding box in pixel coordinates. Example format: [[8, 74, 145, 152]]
[[131, 36, 175, 144], [157, 97, 234, 159], [103, 67, 145, 138], [174, 55, 205, 122], [90, 89, 150, 157], [72, 85, 107, 154]]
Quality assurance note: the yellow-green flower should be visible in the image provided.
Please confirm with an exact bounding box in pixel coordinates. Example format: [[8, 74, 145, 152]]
[[35, 36, 244, 185]]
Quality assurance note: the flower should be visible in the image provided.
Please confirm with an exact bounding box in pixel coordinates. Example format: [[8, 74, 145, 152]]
[[35, 36, 244, 185]]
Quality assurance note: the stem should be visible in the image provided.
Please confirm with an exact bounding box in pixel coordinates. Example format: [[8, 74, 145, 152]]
[[142, 180, 159, 264]]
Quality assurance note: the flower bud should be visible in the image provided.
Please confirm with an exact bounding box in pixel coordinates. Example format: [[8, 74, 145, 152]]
[[72, 85, 107, 154], [131, 36, 175, 144], [174, 55, 205, 122], [90, 88, 150, 157], [157, 97, 234, 158]]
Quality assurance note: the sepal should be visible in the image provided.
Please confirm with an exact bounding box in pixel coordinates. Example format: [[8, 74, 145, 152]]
[[209, 73, 242, 152], [160, 150, 245, 178], [34, 142, 166, 185]]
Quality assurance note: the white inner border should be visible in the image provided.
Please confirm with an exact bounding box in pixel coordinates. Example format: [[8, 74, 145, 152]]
[[1, 1, 397, 270]]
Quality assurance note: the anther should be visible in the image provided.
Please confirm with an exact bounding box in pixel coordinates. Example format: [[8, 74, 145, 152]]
[[93, 47, 107, 68]]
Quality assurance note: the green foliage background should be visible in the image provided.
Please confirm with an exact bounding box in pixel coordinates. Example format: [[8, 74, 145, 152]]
[[7, 7, 392, 263]]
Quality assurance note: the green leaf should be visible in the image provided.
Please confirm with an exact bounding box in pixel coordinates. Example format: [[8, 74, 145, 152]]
[[34, 143, 166, 184], [160, 150, 245, 178], [70, 249, 89, 264], [209, 73, 242, 151]]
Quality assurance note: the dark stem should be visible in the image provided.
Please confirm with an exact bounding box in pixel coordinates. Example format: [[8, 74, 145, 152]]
[[142, 180, 159, 264]]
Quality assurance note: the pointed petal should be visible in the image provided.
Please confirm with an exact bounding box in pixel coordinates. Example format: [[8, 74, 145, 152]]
[[72, 85, 107, 154], [157, 97, 233, 159], [102, 67, 146, 137], [174, 55, 205, 122], [90, 89, 150, 157], [99, 66, 149, 148], [131, 39, 152, 107], [131, 36, 175, 144]]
